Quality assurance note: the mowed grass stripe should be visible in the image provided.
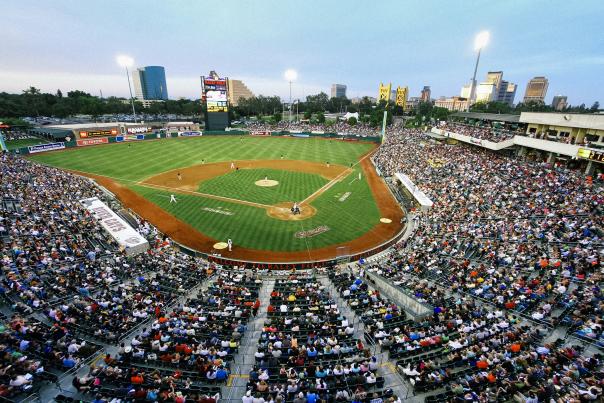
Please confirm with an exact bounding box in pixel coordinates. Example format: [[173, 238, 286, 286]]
[[128, 164, 383, 252], [30, 137, 384, 252], [30, 136, 373, 182]]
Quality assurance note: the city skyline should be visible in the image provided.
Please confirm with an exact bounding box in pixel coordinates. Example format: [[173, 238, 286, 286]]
[[0, 0, 602, 105]]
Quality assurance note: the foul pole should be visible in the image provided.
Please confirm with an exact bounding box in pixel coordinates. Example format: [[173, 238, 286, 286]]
[[381, 110, 387, 144]]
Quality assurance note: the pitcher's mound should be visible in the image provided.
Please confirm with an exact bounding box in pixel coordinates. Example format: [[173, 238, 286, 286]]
[[267, 202, 317, 221], [255, 179, 279, 187]]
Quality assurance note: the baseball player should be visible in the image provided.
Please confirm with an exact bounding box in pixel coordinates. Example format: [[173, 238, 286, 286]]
[[177, 172, 182, 181], [230, 161, 235, 169], [326, 161, 330, 168], [169, 194, 177, 203], [227, 238, 233, 251]]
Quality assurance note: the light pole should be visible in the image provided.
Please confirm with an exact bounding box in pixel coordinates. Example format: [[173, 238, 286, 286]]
[[284, 69, 297, 122], [466, 31, 490, 112], [116, 55, 137, 122]]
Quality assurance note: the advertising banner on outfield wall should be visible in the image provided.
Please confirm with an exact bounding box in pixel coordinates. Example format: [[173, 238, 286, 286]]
[[178, 131, 203, 137], [77, 138, 109, 147], [79, 197, 149, 256], [28, 142, 65, 153], [115, 134, 145, 142]]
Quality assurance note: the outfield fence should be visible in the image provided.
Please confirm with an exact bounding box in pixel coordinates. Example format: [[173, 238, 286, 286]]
[[14, 129, 381, 155]]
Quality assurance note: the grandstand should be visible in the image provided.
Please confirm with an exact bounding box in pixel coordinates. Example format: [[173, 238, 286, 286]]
[[0, 122, 602, 403]]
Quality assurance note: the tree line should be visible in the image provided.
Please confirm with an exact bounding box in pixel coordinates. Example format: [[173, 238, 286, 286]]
[[1, 87, 598, 128], [0, 87, 204, 119], [469, 100, 600, 114]]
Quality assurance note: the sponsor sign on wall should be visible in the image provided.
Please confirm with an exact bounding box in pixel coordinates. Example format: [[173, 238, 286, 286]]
[[178, 131, 203, 137], [116, 134, 145, 142], [79, 197, 149, 256], [76, 137, 109, 147], [28, 142, 65, 153], [79, 129, 118, 138], [126, 126, 151, 134], [250, 131, 271, 136]]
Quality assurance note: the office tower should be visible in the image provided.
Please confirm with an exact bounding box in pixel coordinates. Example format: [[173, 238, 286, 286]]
[[132, 66, 168, 100], [523, 76, 549, 103], [331, 84, 347, 98]]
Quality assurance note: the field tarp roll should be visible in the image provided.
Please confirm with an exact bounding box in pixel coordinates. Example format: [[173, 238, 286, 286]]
[[79, 197, 149, 256]]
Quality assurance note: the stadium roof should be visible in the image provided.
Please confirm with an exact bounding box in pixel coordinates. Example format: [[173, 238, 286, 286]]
[[29, 127, 72, 138], [451, 112, 521, 123]]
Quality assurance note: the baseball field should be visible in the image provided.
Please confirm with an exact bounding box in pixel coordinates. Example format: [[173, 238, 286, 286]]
[[29, 135, 404, 262]]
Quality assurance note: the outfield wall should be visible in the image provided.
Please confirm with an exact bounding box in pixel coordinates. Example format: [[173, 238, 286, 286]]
[[13, 129, 381, 155]]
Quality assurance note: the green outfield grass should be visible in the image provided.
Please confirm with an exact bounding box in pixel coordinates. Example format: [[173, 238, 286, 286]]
[[29, 136, 372, 182], [5, 138, 48, 150], [129, 164, 379, 252], [29, 136, 384, 253], [198, 168, 328, 205]]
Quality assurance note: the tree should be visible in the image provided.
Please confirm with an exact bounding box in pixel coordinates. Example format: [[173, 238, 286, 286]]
[[317, 112, 325, 123], [305, 92, 329, 113], [56, 89, 63, 98], [470, 101, 512, 114], [431, 107, 450, 121], [515, 101, 552, 113], [67, 90, 92, 98], [303, 110, 312, 120], [22, 87, 43, 116], [416, 101, 433, 118], [590, 101, 600, 111], [347, 116, 357, 126], [273, 112, 282, 123]]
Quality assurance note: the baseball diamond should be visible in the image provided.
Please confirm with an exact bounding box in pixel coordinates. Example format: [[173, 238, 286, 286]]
[[30, 135, 404, 262]]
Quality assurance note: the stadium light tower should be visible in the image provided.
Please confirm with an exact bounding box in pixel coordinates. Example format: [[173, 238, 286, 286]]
[[116, 55, 138, 122], [466, 31, 490, 112], [284, 69, 297, 122]]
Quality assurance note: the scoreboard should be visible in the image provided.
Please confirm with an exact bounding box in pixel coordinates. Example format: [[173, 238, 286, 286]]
[[578, 148, 604, 163], [202, 77, 228, 112], [201, 75, 230, 130]]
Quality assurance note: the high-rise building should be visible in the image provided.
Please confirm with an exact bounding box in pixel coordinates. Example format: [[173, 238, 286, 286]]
[[227, 79, 254, 106], [461, 71, 517, 106], [475, 83, 497, 103], [523, 76, 549, 103], [461, 84, 472, 99], [330, 84, 347, 99], [551, 95, 568, 111], [498, 81, 517, 106], [132, 66, 168, 101], [420, 86, 431, 102]]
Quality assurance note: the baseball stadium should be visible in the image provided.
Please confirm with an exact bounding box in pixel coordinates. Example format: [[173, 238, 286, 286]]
[[2, 1, 604, 403]]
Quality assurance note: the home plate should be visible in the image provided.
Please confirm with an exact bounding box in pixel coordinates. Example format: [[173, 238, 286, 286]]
[[380, 218, 392, 224], [213, 242, 228, 250]]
